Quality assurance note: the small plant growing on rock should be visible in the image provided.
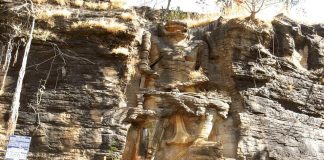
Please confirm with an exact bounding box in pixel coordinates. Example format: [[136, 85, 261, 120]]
[[108, 140, 120, 160], [189, 68, 205, 80], [33, 29, 58, 41]]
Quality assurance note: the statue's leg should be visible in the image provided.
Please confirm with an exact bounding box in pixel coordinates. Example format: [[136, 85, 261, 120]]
[[146, 119, 168, 159], [194, 108, 217, 145], [121, 125, 141, 160], [139, 128, 149, 157], [166, 114, 193, 145]]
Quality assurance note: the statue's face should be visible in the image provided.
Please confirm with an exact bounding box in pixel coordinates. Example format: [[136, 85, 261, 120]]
[[160, 21, 188, 40], [164, 21, 187, 33]]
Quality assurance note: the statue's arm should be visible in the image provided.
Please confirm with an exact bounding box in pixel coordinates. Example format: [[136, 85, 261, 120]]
[[158, 41, 209, 90], [139, 31, 151, 73], [180, 41, 209, 87], [139, 31, 157, 75], [198, 41, 209, 75], [205, 31, 218, 60]]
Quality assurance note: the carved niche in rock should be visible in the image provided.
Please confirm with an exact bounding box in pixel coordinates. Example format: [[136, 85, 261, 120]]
[[122, 21, 231, 160]]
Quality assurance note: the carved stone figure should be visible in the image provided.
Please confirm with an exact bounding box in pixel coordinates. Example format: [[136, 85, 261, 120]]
[[122, 21, 230, 160]]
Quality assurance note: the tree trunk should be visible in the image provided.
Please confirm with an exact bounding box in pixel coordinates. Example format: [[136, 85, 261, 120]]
[[250, 11, 256, 20], [7, 15, 35, 136], [166, 0, 171, 11], [0, 38, 13, 95]]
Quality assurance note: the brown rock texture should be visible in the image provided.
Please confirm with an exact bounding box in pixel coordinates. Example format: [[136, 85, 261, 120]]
[[207, 16, 324, 159], [0, 2, 323, 160], [0, 0, 141, 159]]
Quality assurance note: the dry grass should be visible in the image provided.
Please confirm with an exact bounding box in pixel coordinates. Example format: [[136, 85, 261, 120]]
[[32, 0, 47, 4], [119, 12, 135, 21], [33, 29, 58, 41], [111, 47, 137, 83], [35, 9, 72, 27], [84, 1, 110, 10], [232, 17, 272, 31], [71, 0, 83, 7], [52, 0, 68, 5], [36, 9, 72, 20], [71, 19, 128, 33], [110, 0, 126, 9], [183, 14, 219, 28], [32, 0, 125, 10], [112, 47, 129, 55], [188, 69, 205, 80], [126, 55, 139, 82], [287, 84, 294, 91], [184, 18, 215, 28]]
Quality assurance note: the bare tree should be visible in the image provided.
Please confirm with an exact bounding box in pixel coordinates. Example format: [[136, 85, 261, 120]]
[[215, 0, 234, 15], [244, 0, 266, 19], [166, 0, 171, 11], [216, 0, 268, 19], [215, 0, 301, 19], [283, 0, 301, 13], [244, 0, 301, 19]]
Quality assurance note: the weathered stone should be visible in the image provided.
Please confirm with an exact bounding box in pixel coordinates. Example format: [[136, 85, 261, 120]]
[[0, 3, 323, 160], [123, 21, 228, 160]]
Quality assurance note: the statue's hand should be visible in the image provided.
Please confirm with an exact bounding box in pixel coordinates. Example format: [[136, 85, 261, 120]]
[[128, 108, 157, 122], [159, 82, 182, 90], [139, 64, 159, 78], [128, 108, 143, 119]]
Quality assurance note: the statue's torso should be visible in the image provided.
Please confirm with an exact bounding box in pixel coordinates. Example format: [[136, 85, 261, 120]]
[[151, 37, 202, 85]]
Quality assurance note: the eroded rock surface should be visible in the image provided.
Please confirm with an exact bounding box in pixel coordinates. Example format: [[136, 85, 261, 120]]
[[0, 1, 141, 159], [210, 16, 324, 159], [0, 2, 323, 160]]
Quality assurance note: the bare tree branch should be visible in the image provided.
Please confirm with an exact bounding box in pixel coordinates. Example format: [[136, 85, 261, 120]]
[[256, 0, 266, 13], [244, 1, 253, 12]]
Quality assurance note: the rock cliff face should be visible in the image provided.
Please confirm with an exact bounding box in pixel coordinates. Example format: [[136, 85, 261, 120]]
[[207, 16, 324, 159], [0, 1, 323, 160], [0, 1, 141, 159]]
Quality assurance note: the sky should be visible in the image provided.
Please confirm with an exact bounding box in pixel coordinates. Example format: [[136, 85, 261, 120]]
[[126, 0, 324, 24]]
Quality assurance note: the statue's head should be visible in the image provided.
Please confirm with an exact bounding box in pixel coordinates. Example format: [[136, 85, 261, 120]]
[[158, 21, 188, 41]]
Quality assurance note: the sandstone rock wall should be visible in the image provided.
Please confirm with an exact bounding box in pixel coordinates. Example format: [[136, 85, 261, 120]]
[[206, 16, 324, 159], [0, 1, 141, 159], [0, 2, 323, 160]]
